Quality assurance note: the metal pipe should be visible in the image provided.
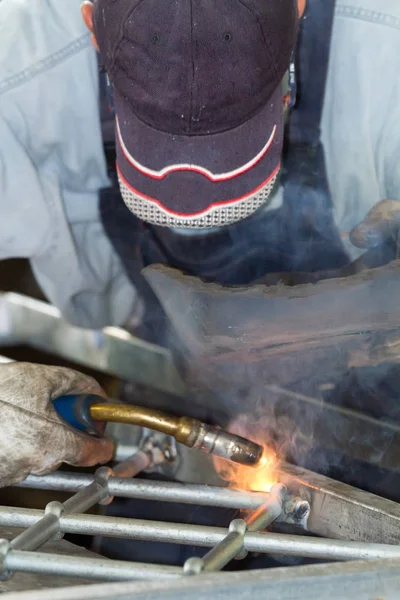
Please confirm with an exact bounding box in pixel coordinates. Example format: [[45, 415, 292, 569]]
[[2, 508, 400, 562], [63, 481, 108, 514], [4, 549, 181, 581], [16, 474, 270, 509]]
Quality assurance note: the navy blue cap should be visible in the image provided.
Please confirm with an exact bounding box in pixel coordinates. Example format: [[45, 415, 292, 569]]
[[94, 0, 298, 227]]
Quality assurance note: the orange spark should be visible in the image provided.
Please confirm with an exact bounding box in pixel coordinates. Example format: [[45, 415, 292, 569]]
[[213, 417, 279, 492]]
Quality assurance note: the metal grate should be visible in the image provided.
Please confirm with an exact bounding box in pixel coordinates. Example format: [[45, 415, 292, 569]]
[[1, 446, 400, 588]]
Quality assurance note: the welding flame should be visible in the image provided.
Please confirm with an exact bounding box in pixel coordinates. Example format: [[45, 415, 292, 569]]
[[213, 416, 279, 493]]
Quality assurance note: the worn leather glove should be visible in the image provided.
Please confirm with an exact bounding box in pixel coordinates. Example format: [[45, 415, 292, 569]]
[[0, 362, 114, 488], [350, 200, 400, 249]]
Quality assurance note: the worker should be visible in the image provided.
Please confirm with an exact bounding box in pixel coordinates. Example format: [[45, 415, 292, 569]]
[[0, 0, 400, 487]]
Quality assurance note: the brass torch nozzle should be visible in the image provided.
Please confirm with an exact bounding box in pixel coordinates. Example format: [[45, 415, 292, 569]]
[[89, 404, 263, 467]]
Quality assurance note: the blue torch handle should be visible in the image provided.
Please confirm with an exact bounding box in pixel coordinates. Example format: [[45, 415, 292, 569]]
[[53, 394, 106, 435]]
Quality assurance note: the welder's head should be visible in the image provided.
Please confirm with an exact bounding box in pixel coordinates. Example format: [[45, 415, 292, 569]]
[[82, 0, 304, 229]]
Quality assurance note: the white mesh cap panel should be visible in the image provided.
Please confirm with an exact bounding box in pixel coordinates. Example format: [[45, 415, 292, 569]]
[[118, 174, 278, 228]]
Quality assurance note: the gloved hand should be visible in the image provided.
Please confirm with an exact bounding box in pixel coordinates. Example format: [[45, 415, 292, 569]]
[[350, 200, 400, 249], [0, 362, 114, 488]]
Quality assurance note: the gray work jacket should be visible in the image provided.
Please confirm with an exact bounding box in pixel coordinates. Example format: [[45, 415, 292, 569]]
[[0, 0, 399, 327]]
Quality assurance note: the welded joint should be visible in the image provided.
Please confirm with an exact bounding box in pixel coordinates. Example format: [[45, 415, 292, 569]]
[[184, 484, 287, 576], [184, 518, 249, 576], [229, 519, 248, 560], [0, 539, 13, 581], [139, 432, 177, 469], [44, 501, 65, 541], [246, 484, 287, 532], [95, 467, 115, 506]]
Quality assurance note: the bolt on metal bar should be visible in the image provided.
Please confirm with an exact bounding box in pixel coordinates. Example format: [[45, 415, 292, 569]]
[[16, 473, 270, 509], [1, 545, 181, 581], [1, 508, 400, 563], [1, 451, 150, 580], [184, 484, 286, 574]]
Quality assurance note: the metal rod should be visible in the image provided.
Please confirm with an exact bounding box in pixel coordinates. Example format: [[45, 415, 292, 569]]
[[63, 481, 107, 514], [3, 452, 149, 572], [246, 484, 286, 532], [185, 484, 286, 573], [16, 474, 270, 509], [113, 451, 151, 478], [15, 464, 400, 544], [2, 508, 400, 562], [201, 529, 245, 573], [10, 514, 59, 551], [4, 549, 181, 581]]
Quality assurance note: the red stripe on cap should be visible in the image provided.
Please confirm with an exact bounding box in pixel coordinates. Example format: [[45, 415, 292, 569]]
[[116, 163, 280, 219], [116, 118, 277, 183]]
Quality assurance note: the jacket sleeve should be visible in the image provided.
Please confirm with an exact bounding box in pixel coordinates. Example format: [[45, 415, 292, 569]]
[[321, 0, 400, 260], [0, 0, 141, 329]]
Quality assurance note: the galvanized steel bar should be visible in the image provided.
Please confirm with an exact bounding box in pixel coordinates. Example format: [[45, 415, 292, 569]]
[[2, 547, 181, 581], [10, 514, 59, 552], [0, 292, 185, 397], [278, 463, 400, 544], [2, 507, 399, 562], [16, 465, 400, 545], [184, 484, 286, 574], [1, 452, 150, 578], [200, 529, 246, 572], [62, 480, 108, 515], [16, 473, 270, 509]]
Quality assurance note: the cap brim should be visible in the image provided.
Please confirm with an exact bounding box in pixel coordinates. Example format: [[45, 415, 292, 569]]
[[115, 85, 283, 226]]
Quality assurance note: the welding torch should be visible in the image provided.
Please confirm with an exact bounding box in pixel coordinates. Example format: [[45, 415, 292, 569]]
[[53, 395, 263, 467]]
